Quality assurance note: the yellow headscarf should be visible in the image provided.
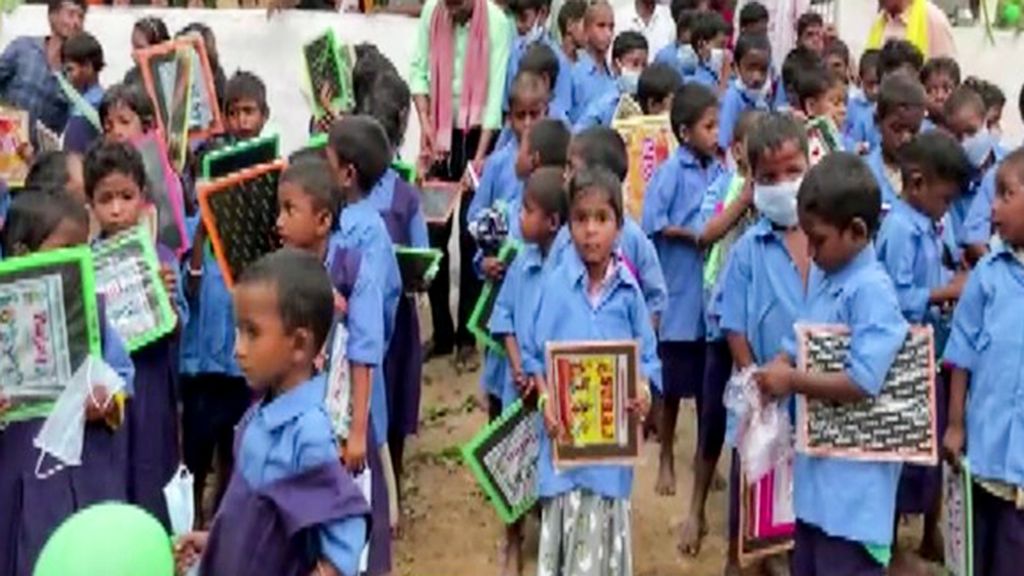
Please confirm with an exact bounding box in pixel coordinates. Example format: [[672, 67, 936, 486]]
[[867, 0, 930, 57]]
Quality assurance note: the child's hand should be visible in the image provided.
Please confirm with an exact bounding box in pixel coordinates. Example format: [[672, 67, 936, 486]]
[[949, 272, 968, 299], [626, 384, 651, 419], [942, 424, 965, 470], [542, 394, 564, 441], [738, 178, 754, 205], [174, 531, 209, 573], [754, 362, 795, 399], [856, 141, 870, 155], [317, 84, 337, 116], [159, 265, 179, 318], [341, 429, 367, 474], [0, 392, 9, 417], [16, 141, 34, 165], [512, 370, 533, 396], [481, 257, 506, 282], [84, 385, 113, 422], [333, 289, 349, 316]]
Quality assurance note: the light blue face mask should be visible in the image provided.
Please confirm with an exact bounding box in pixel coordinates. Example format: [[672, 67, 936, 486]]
[[754, 177, 803, 227], [707, 47, 725, 71], [962, 129, 994, 168], [523, 21, 544, 44], [617, 68, 641, 95]]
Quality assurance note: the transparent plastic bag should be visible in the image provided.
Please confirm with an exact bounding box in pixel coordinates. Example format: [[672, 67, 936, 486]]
[[163, 465, 195, 537], [723, 366, 793, 484]]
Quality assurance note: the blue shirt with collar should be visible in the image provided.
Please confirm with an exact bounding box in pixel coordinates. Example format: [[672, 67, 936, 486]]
[[718, 81, 769, 150], [689, 61, 720, 90], [943, 238, 1024, 488], [368, 169, 429, 249], [467, 137, 524, 225], [876, 199, 951, 324], [238, 375, 367, 576], [550, 217, 668, 318], [569, 51, 617, 123], [653, 43, 696, 82], [524, 247, 661, 499], [642, 145, 723, 341], [572, 90, 622, 132], [699, 168, 743, 341], [961, 161, 1001, 247], [0, 37, 69, 138], [864, 147, 900, 211], [845, 92, 879, 152], [504, 33, 573, 118], [323, 247, 386, 370], [782, 245, 909, 548]]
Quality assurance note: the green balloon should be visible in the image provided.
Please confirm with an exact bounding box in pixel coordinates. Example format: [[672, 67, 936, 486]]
[[1005, 2, 1022, 25], [34, 503, 174, 576]]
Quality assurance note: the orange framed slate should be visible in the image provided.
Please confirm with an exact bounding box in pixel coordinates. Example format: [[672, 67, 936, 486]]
[[136, 37, 224, 146], [198, 161, 286, 288]]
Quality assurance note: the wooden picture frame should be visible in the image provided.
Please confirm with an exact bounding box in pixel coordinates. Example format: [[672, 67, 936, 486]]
[[303, 29, 353, 119], [462, 399, 541, 524], [92, 225, 176, 353], [738, 462, 796, 567], [420, 181, 461, 225], [132, 131, 189, 257], [201, 134, 280, 181], [0, 247, 101, 416], [395, 247, 443, 293], [198, 161, 286, 288], [943, 460, 974, 576], [613, 114, 677, 222], [136, 37, 224, 148], [796, 323, 938, 464], [545, 340, 640, 468], [468, 241, 520, 356], [0, 107, 29, 187]]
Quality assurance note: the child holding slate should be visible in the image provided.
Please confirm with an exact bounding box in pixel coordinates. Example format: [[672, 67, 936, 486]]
[[174, 249, 371, 576], [98, 83, 155, 145], [60, 31, 105, 154], [525, 166, 660, 576], [754, 153, 909, 576], [84, 141, 186, 530], [944, 148, 1024, 576], [0, 189, 136, 576]]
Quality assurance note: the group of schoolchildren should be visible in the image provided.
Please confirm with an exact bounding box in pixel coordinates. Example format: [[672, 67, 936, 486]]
[[0, 0, 1023, 575]]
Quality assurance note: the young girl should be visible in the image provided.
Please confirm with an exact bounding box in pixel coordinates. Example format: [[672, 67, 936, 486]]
[[84, 141, 186, 530], [527, 165, 660, 576], [487, 166, 567, 576], [944, 148, 1024, 576], [98, 83, 155, 144], [641, 82, 724, 497], [718, 32, 772, 151], [920, 56, 960, 132], [0, 190, 135, 576], [123, 16, 170, 86]]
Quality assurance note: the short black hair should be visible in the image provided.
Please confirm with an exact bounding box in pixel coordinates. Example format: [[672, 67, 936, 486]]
[[674, 8, 698, 37], [738, 1, 769, 27], [83, 141, 149, 201], [525, 166, 569, 224], [999, 148, 1024, 189], [237, 248, 335, 353], [876, 71, 927, 118], [353, 43, 399, 111], [899, 130, 972, 191], [509, 70, 550, 110], [509, 0, 548, 17], [359, 72, 411, 152], [746, 112, 808, 175], [98, 83, 156, 132], [734, 32, 771, 66], [943, 84, 986, 121], [878, 39, 924, 79], [796, 12, 823, 37], [2, 188, 89, 256], [637, 63, 682, 114], [61, 32, 104, 73], [858, 48, 880, 78], [47, 0, 85, 14], [920, 56, 961, 86], [328, 115, 391, 193], [280, 157, 340, 220], [782, 46, 823, 95], [569, 165, 623, 224], [520, 42, 560, 90], [964, 77, 1005, 111], [527, 119, 571, 167], [733, 108, 764, 146], [133, 16, 170, 47], [671, 82, 717, 140], [25, 151, 74, 192], [572, 126, 628, 180], [798, 152, 881, 234], [690, 10, 728, 48], [611, 31, 648, 62], [557, 0, 587, 36], [670, 0, 702, 20], [794, 64, 842, 106], [224, 71, 268, 115], [823, 38, 850, 67]]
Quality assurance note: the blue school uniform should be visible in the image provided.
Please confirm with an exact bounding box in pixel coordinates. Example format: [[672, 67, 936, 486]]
[[369, 169, 429, 250], [845, 91, 879, 152], [236, 375, 368, 576], [876, 200, 951, 325], [952, 148, 1007, 249], [505, 33, 573, 119], [572, 90, 621, 132], [62, 83, 103, 155], [864, 147, 900, 210], [524, 247, 661, 499], [642, 146, 724, 342], [654, 43, 696, 82], [943, 239, 1024, 489], [783, 245, 909, 549], [690, 60, 720, 90], [467, 137, 524, 225], [717, 81, 770, 151], [569, 51, 616, 123]]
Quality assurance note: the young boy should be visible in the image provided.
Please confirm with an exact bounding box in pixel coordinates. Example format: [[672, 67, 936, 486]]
[[505, 0, 571, 128], [876, 131, 971, 565], [569, 0, 616, 122], [756, 152, 910, 576], [718, 32, 771, 151], [944, 148, 1024, 576], [777, 46, 823, 115], [877, 39, 924, 82], [796, 12, 825, 55], [61, 31, 105, 154], [495, 64, 556, 160], [795, 65, 848, 142], [864, 72, 927, 210], [737, 0, 769, 36], [637, 62, 683, 116], [654, 5, 697, 81], [689, 10, 730, 91], [846, 49, 880, 151], [572, 31, 648, 131], [823, 38, 850, 80], [557, 0, 587, 63], [223, 71, 270, 142], [174, 249, 371, 576], [920, 57, 960, 132], [519, 42, 570, 122]]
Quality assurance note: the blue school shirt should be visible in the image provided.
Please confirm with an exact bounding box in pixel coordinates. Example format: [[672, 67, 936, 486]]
[[653, 43, 696, 82], [845, 92, 879, 152], [943, 239, 1024, 488], [689, 60, 719, 90], [572, 90, 621, 132], [550, 217, 668, 318], [717, 81, 769, 151], [783, 245, 908, 548], [504, 33, 573, 119], [63, 83, 103, 155], [642, 146, 723, 342], [699, 168, 741, 341], [238, 375, 367, 576], [324, 246, 385, 370], [954, 148, 1008, 249], [864, 147, 900, 211], [467, 138, 523, 225], [368, 169, 429, 249], [876, 200, 951, 324], [569, 51, 616, 123], [525, 248, 661, 499]]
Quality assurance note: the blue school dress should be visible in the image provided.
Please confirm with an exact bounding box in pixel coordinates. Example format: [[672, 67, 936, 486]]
[[718, 80, 770, 150], [0, 307, 135, 576], [200, 375, 370, 576], [569, 51, 617, 123], [782, 246, 908, 550]]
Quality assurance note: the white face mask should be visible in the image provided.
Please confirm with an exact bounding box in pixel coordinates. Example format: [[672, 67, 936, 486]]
[[754, 176, 803, 227], [736, 77, 769, 105], [523, 20, 544, 44], [617, 68, 641, 95], [962, 128, 994, 168]]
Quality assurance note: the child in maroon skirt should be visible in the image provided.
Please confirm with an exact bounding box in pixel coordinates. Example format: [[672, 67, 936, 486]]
[[84, 141, 186, 530], [0, 190, 136, 576], [175, 249, 371, 576]]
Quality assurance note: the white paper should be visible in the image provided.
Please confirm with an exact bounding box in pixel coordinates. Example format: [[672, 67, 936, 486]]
[[354, 469, 371, 573]]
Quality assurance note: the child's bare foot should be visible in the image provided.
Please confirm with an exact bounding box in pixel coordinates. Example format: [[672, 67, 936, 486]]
[[655, 453, 676, 496], [499, 534, 523, 576], [676, 513, 707, 556]]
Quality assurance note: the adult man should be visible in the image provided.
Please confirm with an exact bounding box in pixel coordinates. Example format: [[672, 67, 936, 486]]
[[615, 0, 675, 61], [0, 0, 86, 139], [868, 0, 956, 59]]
